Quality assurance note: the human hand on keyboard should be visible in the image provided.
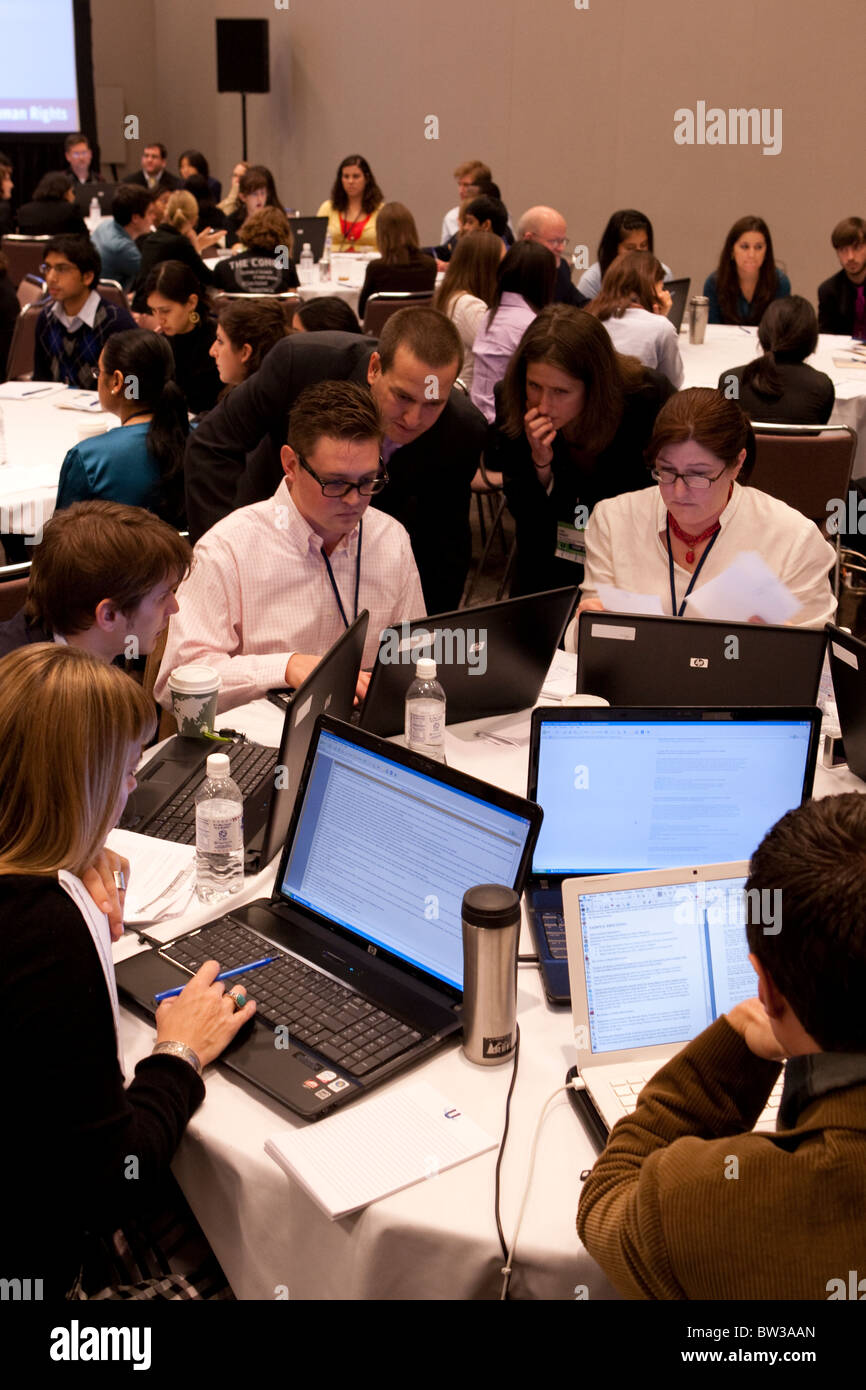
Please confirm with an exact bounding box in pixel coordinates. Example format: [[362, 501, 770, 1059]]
[[725, 998, 786, 1062], [156, 959, 257, 1067]]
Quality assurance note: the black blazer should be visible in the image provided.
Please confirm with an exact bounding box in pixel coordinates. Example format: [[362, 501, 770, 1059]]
[[183, 331, 487, 614], [357, 251, 437, 318], [719, 360, 835, 426], [818, 269, 862, 336], [126, 168, 181, 194], [131, 223, 214, 312], [16, 199, 87, 237]]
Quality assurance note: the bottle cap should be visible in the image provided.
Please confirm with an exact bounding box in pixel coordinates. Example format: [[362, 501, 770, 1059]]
[[415, 656, 437, 679], [206, 752, 230, 778], [302, 242, 311, 252]]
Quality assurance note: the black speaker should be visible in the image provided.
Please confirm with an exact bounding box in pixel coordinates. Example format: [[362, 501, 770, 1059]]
[[216, 19, 270, 93]]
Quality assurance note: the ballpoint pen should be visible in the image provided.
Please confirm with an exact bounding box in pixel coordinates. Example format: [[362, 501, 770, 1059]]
[[154, 955, 275, 1002]]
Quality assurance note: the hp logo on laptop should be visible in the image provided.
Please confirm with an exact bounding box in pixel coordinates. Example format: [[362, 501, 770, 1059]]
[[689, 657, 709, 668]]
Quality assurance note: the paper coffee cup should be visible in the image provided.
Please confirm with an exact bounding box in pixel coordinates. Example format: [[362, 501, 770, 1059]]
[[167, 663, 221, 737]]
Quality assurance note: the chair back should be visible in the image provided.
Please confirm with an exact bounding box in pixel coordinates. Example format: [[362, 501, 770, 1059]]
[[97, 279, 130, 311], [1, 235, 52, 285], [747, 425, 857, 533], [16, 274, 47, 309], [362, 291, 435, 336], [0, 572, 30, 622], [211, 289, 303, 329], [6, 303, 42, 381]]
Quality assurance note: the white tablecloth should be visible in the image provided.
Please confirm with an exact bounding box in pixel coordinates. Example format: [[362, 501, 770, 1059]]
[[114, 662, 864, 1300], [680, 324, 866, 477], [0, 390, 117, 537]]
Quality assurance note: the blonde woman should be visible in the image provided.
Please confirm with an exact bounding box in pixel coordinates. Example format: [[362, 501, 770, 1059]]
[[0, 645, 255, 1298], [132, 189, 219, 313]]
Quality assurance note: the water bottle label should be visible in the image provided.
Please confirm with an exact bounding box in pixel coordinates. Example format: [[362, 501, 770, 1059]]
[[196, 805, 243, 852], [407, 707, 443, 745]]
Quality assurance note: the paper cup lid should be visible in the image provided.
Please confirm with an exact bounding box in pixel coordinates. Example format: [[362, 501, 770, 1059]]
[[167, 663, 221, 695]]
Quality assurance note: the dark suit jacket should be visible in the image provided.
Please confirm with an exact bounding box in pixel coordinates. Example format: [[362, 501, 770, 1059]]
[[553, 256, 588, 307], [818, 268, 862, 336], [126, 168, 181, 194], [0, 611, 52, 658], [16, 200, 87, 237], [183, 332, 487, 614]]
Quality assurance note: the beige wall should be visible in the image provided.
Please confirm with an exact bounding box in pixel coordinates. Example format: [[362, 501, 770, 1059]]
[[92, 0, 864, 306]]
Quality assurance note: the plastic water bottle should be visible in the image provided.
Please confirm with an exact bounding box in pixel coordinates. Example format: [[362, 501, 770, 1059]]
[[299, 242, 314, 285], [195, 753, 244, 903], [405, 657, 446, 761], [319, 232, 332, 282]]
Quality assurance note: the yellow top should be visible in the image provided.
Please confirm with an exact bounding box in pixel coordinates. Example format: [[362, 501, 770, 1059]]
[[316, 200, 381, 252]]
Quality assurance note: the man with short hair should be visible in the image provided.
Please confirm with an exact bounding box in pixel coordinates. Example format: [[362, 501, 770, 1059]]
[[184, 308, 486, 614], [63, 133, 99, 185], [578, 792, 866, 1299], [440, 159, 492, 243], [818, 216, 866, 338], [91, 184, 154, 290], [518, 205, 585, 307], [33, 234, 136, 388], [156, 381, 425, 712], [127, 142, 179, 196], [0, 501, 191, 662]]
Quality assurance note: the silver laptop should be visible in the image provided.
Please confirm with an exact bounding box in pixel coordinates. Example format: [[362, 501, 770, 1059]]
[[563, 863, 783, 1137]]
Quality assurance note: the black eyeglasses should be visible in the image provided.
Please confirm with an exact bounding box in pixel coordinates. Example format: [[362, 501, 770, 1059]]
[[298, 455, 388, 498]]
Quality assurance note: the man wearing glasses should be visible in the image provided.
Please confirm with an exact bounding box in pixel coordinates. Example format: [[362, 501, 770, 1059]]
[[155, 381, 425, 714], [33, 235, 135, 389], [518, 206, 585, 307]]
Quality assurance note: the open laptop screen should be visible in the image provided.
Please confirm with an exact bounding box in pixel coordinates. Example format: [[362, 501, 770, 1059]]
[[532, 714, 815, 875], [278, 728, 534, 990], [577, 875, 754, 1054]]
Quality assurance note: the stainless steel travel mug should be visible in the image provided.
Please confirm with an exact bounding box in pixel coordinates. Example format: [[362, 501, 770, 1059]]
[[689, 295, 709, 345], [461, 884, 520, 1065]]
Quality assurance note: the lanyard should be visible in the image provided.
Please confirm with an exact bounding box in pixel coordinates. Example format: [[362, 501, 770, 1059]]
[[339, 211, 371, 247], [667, 515, 720, 618], [321, 519, 362, 629]]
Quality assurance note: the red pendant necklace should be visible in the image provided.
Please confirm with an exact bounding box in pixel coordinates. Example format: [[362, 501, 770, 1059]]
[[667, 512, 721, 564]]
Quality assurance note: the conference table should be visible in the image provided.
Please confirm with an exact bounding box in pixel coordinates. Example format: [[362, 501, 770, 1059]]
[[111, 652, 864, 1301]]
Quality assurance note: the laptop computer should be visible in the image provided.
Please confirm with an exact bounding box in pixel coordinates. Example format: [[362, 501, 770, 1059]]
[[120, 612, 368, 869], [74, 181, 117, 216], [525, 705, 821, 1004], [665, 276, 690, 332], [576, 611, 826, 707], [825, 624, 866, 780], [562, 863, 783, 1144], [359, 587, 578, 737], [287, 216, 328, 263], [116, 714, 542, 1119]]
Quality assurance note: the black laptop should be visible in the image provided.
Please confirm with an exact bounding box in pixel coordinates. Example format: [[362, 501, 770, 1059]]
[[116, 714, 542, 1119], [74, 181, 117, 216], [359, 587, 578, 737], [287, 215, 328, 263], [826, 624, 866, 780], [665, 276, 691, 332], [120, 612, 368, 869], [525, 704, 821, 1004], [576, 610, 826, 707]]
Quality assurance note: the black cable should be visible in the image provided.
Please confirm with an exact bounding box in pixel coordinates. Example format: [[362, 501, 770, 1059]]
[[493, 1022, 521, 1269], [517, 953, 539, 964]]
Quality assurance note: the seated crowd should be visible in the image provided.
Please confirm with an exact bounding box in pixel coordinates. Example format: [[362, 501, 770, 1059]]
[[1, 132, 866, 1304]]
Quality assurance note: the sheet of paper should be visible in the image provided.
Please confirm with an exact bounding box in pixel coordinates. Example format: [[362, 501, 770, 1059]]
[[264, 1081, 497, 1219], [684, 550, 801, 624], [106, 827, 196, 923], [0, 381, 67, 400], [52, 390, 107, 413], [595, 584, 665, 616], [540, 646, 577, 701]]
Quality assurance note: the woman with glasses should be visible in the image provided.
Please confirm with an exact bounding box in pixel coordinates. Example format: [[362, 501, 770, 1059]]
[[564, 387, 835, 646]]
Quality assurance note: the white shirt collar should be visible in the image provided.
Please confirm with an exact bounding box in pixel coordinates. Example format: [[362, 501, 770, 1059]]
[[272, 477, 360, 558], [50, 288, 102, 331]]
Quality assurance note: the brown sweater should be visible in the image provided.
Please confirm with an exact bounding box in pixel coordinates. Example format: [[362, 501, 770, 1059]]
[[577, 1016, 866, 1300]]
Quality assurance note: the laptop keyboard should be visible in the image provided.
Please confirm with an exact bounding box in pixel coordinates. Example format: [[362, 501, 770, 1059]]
[[161, 918, 425, 1076], [611, 1072, 784, 1128], [541, 911, 567, 960], [144, 741, 276, 844]]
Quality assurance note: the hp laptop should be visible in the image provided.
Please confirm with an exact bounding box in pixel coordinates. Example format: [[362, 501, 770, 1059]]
[[563, 864, 783, 1144], [287, 216, 328, 264], [576, 611, 826, 707], [665, 276, 691, 332], [116, 714, 542, 1119], [826, 624, 866, 780], [360, 587, 578, 737], [525, 706, 821, 1004], [120, 612, 368, 868]]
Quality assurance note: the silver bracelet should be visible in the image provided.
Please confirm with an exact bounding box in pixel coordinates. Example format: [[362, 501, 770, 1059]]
[[151, 1040, 203, 1077]]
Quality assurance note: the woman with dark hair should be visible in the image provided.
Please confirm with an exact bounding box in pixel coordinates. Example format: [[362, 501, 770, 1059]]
[[210, 298, 289, 389], [213, 206, 298, 294], [224, 165, 284, 246], [704, 215, 791, 326], [144, 259, 220, 413], [576, 208, 673, 302], [494, 304, 675, 595], [469, 240, 557, 422], [565, 387, 835, 641], [291, 296, 361, 334], [589, 251, 683, 387], [131, 190, 218, 313], [433, 230, 503, 390], [56, 329, 189, 525], [357, 202, 436, 317], [317, 154, 383, 251], [182, 173, 228, 234], [16, 172, 86, 236], [178, 148, 221, 203], [719, 296, 834, 425]]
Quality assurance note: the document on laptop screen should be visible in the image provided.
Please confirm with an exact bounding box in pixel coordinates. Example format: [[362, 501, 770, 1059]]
[[279, 730, 532, 990], [533, 718, 811, 874], [578, 877, 754, 1054]]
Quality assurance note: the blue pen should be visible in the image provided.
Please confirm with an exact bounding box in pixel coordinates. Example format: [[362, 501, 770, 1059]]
[[154, 956, 275, 1002]]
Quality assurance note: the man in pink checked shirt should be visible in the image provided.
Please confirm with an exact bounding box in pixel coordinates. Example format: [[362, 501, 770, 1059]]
[[154, 380, 425, 715]]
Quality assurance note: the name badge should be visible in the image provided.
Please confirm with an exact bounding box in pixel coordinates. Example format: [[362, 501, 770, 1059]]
[[555, 520, 586, 564]]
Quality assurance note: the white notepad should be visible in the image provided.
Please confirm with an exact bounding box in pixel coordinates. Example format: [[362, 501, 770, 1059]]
[[264, 1081, 497, 1219]]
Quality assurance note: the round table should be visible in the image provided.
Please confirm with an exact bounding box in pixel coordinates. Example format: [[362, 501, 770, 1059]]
[[0, 387, 117, 539]]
